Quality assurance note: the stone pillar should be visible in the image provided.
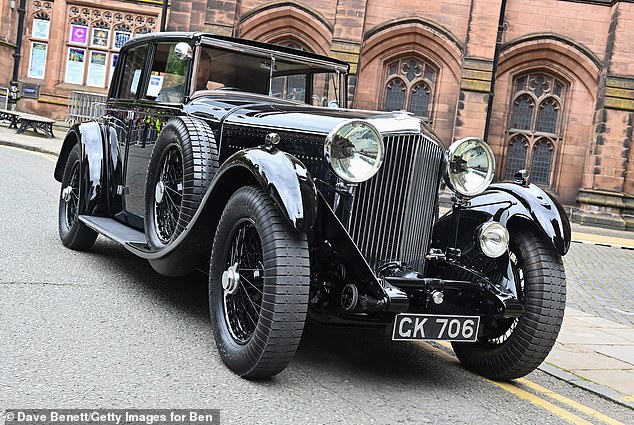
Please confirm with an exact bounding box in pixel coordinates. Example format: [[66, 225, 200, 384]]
[[331, 0, 366, 106], [168, 0, 207, 31], [453, 59, 493, 140], [451, 0, 501, 141], [576, 2, 634, 228], [204, 0, 237, 36]]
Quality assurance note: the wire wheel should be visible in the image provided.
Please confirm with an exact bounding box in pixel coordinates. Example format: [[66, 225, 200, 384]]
[[153, 144, 184, 244], [452, 229, 566, 380], [209, 186, 309, 378], [64, 163, 80, 229], [58, 144, 98, 251], [222, 218, 264, 344], [483, 251, 526, 345]]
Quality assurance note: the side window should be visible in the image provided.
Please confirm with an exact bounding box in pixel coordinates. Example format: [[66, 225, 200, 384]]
[[117, 44, 149, 99], [147, 43, 190, 103], [271, 75, 306, 102]]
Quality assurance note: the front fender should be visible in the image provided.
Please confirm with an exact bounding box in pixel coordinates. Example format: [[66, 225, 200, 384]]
[[220, 147, 318, 232], [433, 183, 571, 255], [54, 121, 106, 216]]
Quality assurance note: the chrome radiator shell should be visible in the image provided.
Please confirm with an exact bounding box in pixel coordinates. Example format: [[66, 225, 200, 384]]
[[348, 134, 444, 272]]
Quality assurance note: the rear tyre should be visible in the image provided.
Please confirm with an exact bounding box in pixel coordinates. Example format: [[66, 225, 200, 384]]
[[452, 229, 566, 380], [145, 117, 218, 249], [209, 186, 310, 378], [58, 144, 98, 250]]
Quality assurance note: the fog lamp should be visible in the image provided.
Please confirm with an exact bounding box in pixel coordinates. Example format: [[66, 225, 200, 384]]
[[478, 222, 509, 258]]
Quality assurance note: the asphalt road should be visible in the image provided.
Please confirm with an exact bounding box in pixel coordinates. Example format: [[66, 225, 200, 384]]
[[0, 145, 632, 425]]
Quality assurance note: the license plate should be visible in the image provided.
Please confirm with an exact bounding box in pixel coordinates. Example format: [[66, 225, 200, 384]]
[[392, 314, 480, 342]]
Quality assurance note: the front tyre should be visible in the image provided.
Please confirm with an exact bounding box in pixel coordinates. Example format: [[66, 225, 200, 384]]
[[452, 229, 566, 380], [209, 186, 310, 378], [58, 144, 98, 250]]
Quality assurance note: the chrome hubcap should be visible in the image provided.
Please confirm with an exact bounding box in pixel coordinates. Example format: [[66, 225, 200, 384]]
[[155, 180, 165, 204], [61, 185, 73, 202], [222, 262, 240, 295]]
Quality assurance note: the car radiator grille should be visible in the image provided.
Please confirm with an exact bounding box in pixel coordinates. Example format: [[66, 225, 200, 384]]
[[348, 134, 444, 273]]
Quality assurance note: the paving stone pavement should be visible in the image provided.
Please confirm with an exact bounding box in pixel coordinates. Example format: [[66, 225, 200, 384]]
[[564, 242, 634, 327]]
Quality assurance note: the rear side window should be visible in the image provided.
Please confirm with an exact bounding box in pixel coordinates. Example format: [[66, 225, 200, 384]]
[[118, 44, 149, 99], [147, 43, 190, 103]]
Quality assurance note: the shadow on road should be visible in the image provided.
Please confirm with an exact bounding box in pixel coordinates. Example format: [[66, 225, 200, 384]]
[[83, 238, 462, 384]]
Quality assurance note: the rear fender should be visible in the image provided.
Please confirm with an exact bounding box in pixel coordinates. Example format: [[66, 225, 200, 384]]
[[432, 183, 571, 256], [54, 122, 106, 216]]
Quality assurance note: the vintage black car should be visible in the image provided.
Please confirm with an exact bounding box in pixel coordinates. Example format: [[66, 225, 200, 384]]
[[54, 32, 570, 380]]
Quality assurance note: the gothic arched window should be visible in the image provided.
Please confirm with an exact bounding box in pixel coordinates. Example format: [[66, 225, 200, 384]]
[[503, 72, 566, 188], [531, 140, 554, 186], [384, 78, 406, 111], [537, 98, 559, 134], [382, 57, 436, 121], [511, 95, 534, 131], [504, 136, 529, 180]]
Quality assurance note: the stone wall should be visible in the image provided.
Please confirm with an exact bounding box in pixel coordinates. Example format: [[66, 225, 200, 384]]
[[4, 0, 634, 226]]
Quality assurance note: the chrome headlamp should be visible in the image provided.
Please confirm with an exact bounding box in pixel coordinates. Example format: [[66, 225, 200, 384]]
[[445, 137, 495, 197], [324, 120, 384, 184], [477, 222, 510, 258]]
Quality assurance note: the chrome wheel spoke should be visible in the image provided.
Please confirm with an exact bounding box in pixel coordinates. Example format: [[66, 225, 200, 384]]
[[222, 220, 264, 344], [153, 145, 183, 243]]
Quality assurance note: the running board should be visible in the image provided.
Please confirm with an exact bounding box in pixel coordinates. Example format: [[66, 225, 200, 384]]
[[79, 216, 150, 252]]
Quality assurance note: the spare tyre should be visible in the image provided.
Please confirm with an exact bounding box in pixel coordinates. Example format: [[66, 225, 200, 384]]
[[145, 116, 219, 250]]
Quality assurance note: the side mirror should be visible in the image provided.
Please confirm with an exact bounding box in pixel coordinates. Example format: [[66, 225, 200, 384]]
[[174, 42, 193, 61]]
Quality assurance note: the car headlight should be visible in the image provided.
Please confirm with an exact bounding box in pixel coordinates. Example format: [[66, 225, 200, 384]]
[[446, 137, 495, 197], [324, 120, 384, 183], [477, 222, 509, 258]]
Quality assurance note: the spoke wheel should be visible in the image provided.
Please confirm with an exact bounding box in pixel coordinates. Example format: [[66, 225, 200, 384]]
[[64, 163, 81, 229], [209, 186, 310, 378], [144, 117, 219, 252], [452, 229, 566, 381], [222, 219, 264, 344], [481, 251, 525, 345], [153, 144, 184, 244], [57, 144, 98, 251]]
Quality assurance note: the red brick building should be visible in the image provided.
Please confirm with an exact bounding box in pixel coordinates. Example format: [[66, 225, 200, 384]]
[[2, 0, 634, 228]]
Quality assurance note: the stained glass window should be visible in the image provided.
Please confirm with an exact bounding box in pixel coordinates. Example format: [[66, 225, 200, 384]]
[[511, 95, 534, 131], [531, 140, 553, 185], [382, 57, 435, 119], [537, 98, 559, 134], [409, 83, 430, 118], [505, 136, 528, 180], [504, 72, 567, 188], [384, 78, 406, 111]]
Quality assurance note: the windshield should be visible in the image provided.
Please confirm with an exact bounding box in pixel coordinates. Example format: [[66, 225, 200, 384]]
[[194, 45, 344, 108]]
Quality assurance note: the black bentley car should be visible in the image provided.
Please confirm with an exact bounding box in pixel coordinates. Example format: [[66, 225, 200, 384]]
[[54, 32, 570, 380]]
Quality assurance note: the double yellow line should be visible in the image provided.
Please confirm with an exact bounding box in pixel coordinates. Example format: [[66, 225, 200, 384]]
[[432, 341, 625, 425]]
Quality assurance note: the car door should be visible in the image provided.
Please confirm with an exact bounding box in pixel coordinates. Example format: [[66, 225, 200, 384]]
[[104, 42, 150, 227], [122, 41, 192, 229]]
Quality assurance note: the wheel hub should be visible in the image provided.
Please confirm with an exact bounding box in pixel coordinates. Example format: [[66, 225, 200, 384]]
[[222, 263, 240, 295], [155, 180, 165, 204], [61, 185, 73, 202]]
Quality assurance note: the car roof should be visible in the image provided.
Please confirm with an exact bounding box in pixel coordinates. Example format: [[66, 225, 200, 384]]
[[121, 31, 349, 71]]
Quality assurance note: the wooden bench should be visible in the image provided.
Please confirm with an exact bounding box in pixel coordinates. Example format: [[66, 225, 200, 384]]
[[16, 113, 55, 138], [0, 109, 20, 129], [0, 109, 55, 138]]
